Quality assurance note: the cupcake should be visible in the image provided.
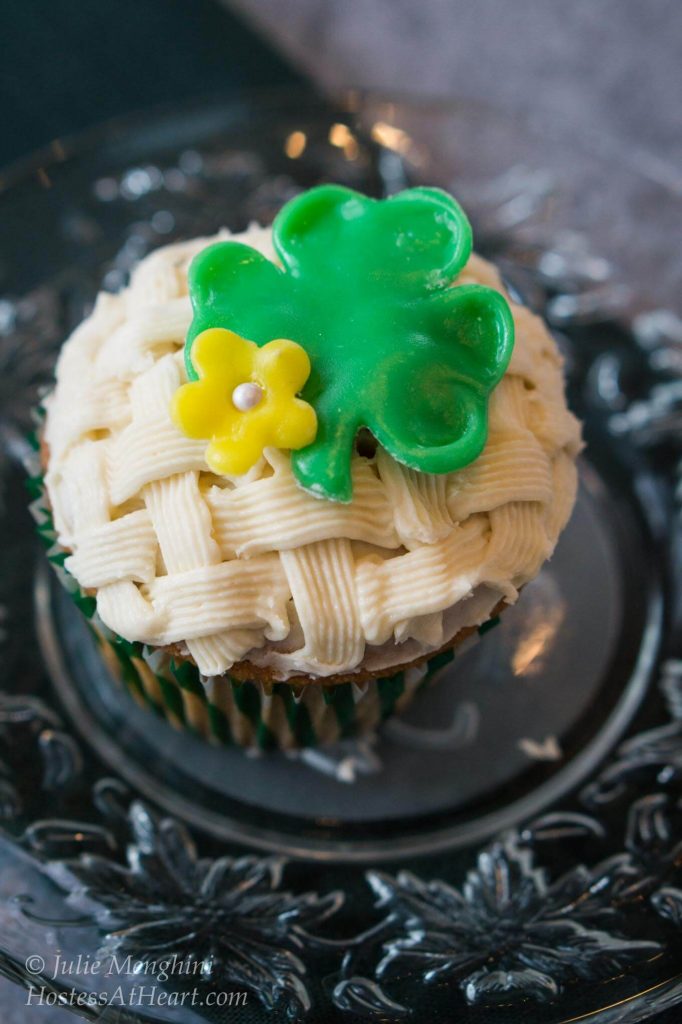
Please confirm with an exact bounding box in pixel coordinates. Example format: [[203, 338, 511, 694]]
[[34, 185, 581, 750]]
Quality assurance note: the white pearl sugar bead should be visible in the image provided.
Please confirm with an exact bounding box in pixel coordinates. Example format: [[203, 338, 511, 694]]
[[232, 382, 264, 411]]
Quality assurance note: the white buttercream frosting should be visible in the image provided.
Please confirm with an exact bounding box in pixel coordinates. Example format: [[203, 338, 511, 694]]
[[43, 225, 582, 681]]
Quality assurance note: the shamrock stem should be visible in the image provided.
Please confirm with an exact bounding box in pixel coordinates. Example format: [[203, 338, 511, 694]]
[[291, 419, 358, 503]]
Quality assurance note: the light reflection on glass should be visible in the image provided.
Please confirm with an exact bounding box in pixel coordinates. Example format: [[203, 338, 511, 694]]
[[93, 177, 118, 202], [284, 130, 307, 159], [369, 121, 428, 167], [512, 599, 566, 677], [370, 121, 412, 155], [328, 123, 359, 160]]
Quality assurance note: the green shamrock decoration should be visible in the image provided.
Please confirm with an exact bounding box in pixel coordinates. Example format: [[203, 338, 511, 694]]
[[185, 185, 514, 502]]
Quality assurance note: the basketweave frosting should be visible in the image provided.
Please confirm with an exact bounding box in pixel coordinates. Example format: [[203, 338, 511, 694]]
[[43, 225, 582, 681]]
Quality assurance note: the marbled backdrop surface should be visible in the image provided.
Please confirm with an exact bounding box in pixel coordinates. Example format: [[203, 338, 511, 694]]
[[229, 0, 682, 175]]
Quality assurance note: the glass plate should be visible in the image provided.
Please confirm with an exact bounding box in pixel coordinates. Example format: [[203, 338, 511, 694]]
[[0, 92, 680, 1023]]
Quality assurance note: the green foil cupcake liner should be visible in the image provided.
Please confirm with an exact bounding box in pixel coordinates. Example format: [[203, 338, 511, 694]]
[[27, 417, 499, 750]]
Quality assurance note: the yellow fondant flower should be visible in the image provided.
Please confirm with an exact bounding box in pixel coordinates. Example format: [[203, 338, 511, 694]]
[[172, 328, 317, 476]]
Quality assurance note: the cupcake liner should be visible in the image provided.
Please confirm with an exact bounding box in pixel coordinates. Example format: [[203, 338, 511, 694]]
[[27, 414, 500, 750], [77, 611, 498, 751], [92, 626, 499, 751], [96, 631, 447, 750]]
